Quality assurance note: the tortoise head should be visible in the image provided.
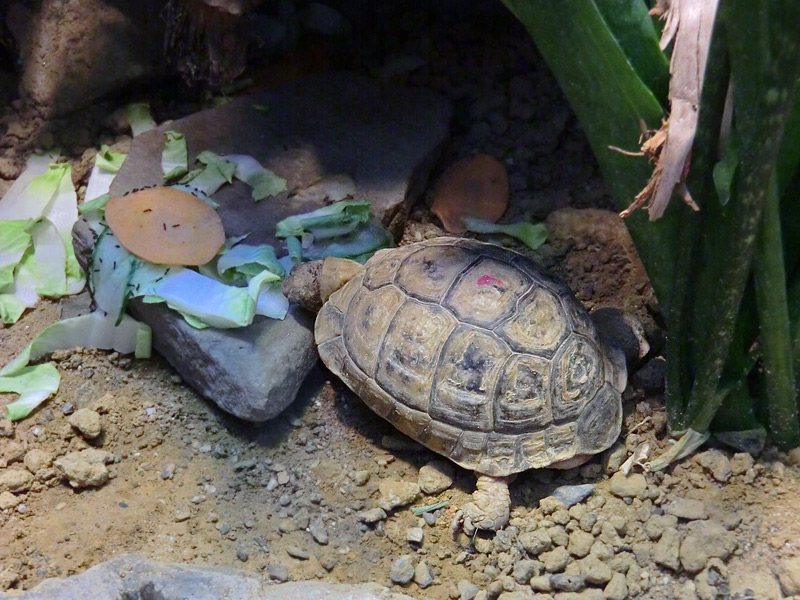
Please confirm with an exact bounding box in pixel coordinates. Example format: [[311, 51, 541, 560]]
[[282, 256, 364, 313]]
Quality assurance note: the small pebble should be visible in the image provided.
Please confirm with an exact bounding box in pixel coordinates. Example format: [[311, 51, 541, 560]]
[[390, 555, 415, 585], [309, 515, 329, 545], [174, 509, 190, 522], [161, 463, 176, 480], [414, 561, 434, 588], [60, 403, 75, 415], [236, 547, 249, 562], [407, 527, 424, 544], [457, 579, 479, 600], [666, 498, 708, 520], [358, 508, 387, 524], [550, 573, 585, 592], [286, 545, 309, 560], [68, 409, 103, 439], [269, 564, 289, 582], [418, 460, 455, 494], [0, 420, 13, 437], [609, 471, 646, 498]]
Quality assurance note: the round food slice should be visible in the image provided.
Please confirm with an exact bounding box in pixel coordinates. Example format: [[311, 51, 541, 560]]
[[105, 187, 225, 265], [431, 154, 509, 233]]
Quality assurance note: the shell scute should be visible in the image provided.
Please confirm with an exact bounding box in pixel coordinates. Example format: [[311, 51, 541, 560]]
[[550, 334, 604, 422], [498, 287, 568, 355], [395, 245, 477, 302], [343, 284, 405, 376], [444, 257, 531, 328], [376, 300, 457, 412], [494, 354, 552, 433], [429, 326, 508, 432]]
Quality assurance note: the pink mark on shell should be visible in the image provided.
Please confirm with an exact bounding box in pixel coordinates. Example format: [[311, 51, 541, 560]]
[[477, 275, 504, 287]]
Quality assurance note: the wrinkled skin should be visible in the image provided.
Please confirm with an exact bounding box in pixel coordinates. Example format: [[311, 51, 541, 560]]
[[451, 475, 515, 536]]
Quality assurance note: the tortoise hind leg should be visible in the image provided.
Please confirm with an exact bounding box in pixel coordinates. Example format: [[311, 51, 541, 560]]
[[451, 474, 514, 536]]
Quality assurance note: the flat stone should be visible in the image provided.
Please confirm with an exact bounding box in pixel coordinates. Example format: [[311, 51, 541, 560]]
[[24, 449, 53, 474], [551, 484, 594, 508], [1, 554, 419, 600], [666, 498, 708, 520], [74, 73, 450, 423], [378, 480, 420, 511]]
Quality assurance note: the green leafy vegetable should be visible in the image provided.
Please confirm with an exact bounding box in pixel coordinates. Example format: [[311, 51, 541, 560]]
[[303, 220, 393, 262], [462, 217, 548, 250], [0, 158, 85, 323], [125, 102, 157, 137], [162, 131, 189, 180], [276, 200, 372, 238], [0, 312, 151, 420], [217, 243, 284, 285], [223, 154, 287, 201], [85, 145, 127, 202]]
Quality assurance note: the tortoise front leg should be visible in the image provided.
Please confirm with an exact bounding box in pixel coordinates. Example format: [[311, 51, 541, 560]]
[[451, 474, 514, 536]]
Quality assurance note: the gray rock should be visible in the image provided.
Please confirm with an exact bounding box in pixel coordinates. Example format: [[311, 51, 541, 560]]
[[457, 579, 479, 600], [72, 73, 450, 423], [309, 515, 328, 545], [413, 561, 433, 589], [551, 484, 594, 508], [549, 573, 585, 592], [389, 555, 415, 585], [519, 529, 553, 556], [512, 559, 540, 584], [0, 554, 418, 600]]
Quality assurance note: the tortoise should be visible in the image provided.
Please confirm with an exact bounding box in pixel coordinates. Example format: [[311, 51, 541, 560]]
[[283, 237, 643, 533]]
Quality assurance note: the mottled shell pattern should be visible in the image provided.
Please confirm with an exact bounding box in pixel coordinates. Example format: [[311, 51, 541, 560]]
[[315, 238, 626, 477]]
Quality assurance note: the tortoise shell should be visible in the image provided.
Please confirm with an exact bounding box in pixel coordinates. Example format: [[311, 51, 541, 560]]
[[315, 238, 625, 477]]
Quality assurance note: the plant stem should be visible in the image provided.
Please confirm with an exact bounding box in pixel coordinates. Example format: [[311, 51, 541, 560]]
[[753, 173, 799, 448]]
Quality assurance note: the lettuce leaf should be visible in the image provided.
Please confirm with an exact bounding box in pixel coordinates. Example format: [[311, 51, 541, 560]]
[[125, 102, 157, 137], [0, 312, 151, 420], [223, 154, 287, 201], [275, 200, 372, 238], [162, 131, 189, 180], [462, 217, 548, 251]]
